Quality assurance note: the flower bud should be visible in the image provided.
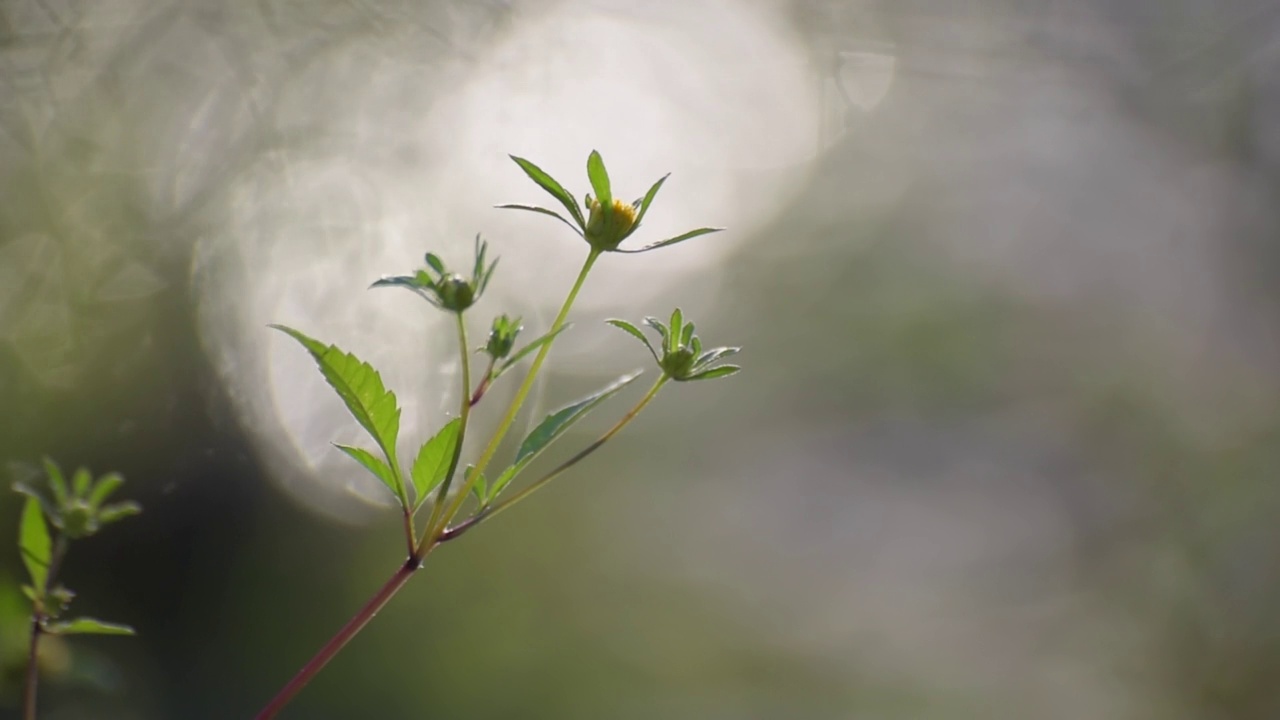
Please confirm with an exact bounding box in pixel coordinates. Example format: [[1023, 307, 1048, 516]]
[[584, 197, 638, 251], [436, 274, 476, 312], [484, 315, 522, 360]]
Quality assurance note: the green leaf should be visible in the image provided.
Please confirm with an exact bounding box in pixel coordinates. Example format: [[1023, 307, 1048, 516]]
[[586, 150, 612, 206], [334, 445, 398, 501], [508, 155, 585, 229], [494, 324, 574, 380], [468, 468, 489, 505], [369, 276, 439, 307], [97, 502, 141, 525], [616, 227, 724, 254], [19, 497, 51, 592], [87, 473, 123, 509], [632, 174, 669, 228], [42, 458, 68, 505], [605, 319, 659, 363], [425, 252, 445, 275], [72, 468, 92, 498], [684, 365, 741, 381], [680, 321, 695, 346], [494, 204, 584, 237], [46, 617, 135, 636], [409, 418, 462, 510], [272, 325, 405, 505], [12, 482, 55, 519], [643, 317, 669, 349], [668, 309, 683, 353], [695, 347, 740, 368], [488, 465, 518, 501], [499, 371, 643, 484]]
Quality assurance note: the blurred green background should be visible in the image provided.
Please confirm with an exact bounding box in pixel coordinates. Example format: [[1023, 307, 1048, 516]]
[[3, 0, 1280, 718]]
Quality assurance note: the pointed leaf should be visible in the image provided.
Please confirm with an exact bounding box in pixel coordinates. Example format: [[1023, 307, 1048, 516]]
[[425, 252, 445, 275], [271, 325, 405, 504], [695, 347, 740, 368], [12, 482, 55, 519], [680, 322, 695, 346], [586, 150, 612, 206], [370, 275, 439, 307], [494, 204, 584, 237], [468, 468, 489, 505], [668, 309, 684, 353], [513, 370, 643, 470], [508, 155, 585, 229], [643, 317, 669, 349], [605, 319, 659, 363], [684, 365, 740, 381], [493, 324, 574, 380], [410, 418, 462, 510], [472, 235, 486, 282], [19, 497, 51, 592], [486, 458, 517, 499], [71, 468, 91, 498], [97, 502, 142, 525], [616, 227, 724, 254], [632, 174, 669, 228], [87, 473, 124, 509], [42, 458, 68, 505], [334, 445, 399, 501], [46, 617, 135, 636]]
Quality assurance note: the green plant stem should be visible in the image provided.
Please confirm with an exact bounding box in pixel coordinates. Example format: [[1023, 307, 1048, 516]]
[[23, 535, 68, 720], [254, 554, 428, 720], [23, 617, 40, 720], [444, 374, 668, 541], [434, 249, 600, 536], [421, 312, 473, 547]]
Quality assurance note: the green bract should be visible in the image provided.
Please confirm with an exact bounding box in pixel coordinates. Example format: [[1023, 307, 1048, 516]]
[[372, 234, 498, 312], [483, 314, 523, 361], [498, 150, 724, 254], [607, 309, 741, 382]]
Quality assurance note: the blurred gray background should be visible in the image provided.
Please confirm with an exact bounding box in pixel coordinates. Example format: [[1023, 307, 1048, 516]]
[[2, 0, 1280, 718]]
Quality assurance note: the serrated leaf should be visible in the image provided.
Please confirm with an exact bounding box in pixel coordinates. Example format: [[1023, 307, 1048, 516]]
[[684, 365, 741, 381], [494, 204, 584, 237], [42, 458, 68, 505], [272, 325, 405, 505], [605, 319, 659, 363], [586, 150, 612, 206], [46, 617, 135, 636], [500, 371, 643, 485], [633, 174, 669, 228], [334, 445, 398, 501], [19, 496, 51, 592], [87, 473, 123, 509], [616, 227, 724, 254], [509, 155, 585, 229], [493, 324, 574, 380], [410, 418, 462, 510]]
